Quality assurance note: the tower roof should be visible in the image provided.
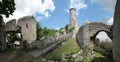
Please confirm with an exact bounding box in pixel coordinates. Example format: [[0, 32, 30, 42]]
[[70, 8, 76, 11]]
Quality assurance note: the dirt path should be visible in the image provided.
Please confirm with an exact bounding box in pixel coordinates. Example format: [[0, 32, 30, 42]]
[[0, 51, 17, 62]]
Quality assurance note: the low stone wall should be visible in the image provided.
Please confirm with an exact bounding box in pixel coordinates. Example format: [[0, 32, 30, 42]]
[[30, 33, 72, 49]]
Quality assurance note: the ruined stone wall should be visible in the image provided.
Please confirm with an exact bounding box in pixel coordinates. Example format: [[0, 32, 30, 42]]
[[76, 26, 84, 47], [77, 22, 111, 49], [4, 16, 37, 44], [18, 16, 37, 44], [87, 22, 111, 37], [0, 18, 6, 50], [4, 19, 17, 32], [30, 33, 72, 49], [76, 25, 90, 49], [113, 0, 120, 62], [76, 22, 112, 57]]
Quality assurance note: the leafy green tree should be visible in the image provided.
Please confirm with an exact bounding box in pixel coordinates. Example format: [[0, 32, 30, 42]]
[[69, 27, 75, 33], [0, 0, 15, 50], [42, 27, 56, 37], [47, 29, 56, 36], [94, 38, 100, 46], [59, 28, 64, 34], [37, 22, 42, 40], [37, 22, 56, 40], [65, 24, 69, 33], [0, 0, 15, 18], [6, 33, 19, 44]]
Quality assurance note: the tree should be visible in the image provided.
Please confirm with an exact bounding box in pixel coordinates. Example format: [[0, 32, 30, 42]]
[[37, 22, 42, 40], [0, 0, 15, 50], [0, 0, 15, 18], [65, 24, 69, 33], [94, 38, 100, 46], [6, 33, 20, 48], [37, 22, 56, 40], [6, 33, 20, 44], [59, 28, 64, 34]]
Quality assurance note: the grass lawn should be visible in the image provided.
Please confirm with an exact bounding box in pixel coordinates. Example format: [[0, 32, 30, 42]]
[[93, 51, 105, 58], [43, 38, 80, 61], [5, 38, 113, 62]]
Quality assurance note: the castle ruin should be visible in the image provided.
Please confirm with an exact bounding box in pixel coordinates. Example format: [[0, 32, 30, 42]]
[[69, 8, 79, 38], [0, 16, 37, 50]]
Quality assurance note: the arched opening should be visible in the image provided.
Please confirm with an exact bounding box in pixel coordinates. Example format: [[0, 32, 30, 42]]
[[96, 31, 112, 42], [6, 32, 22, 48], [92, 31, 113, 60]]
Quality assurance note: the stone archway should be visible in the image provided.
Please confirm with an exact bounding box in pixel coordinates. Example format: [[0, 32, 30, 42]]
[[76, 22, 112, 56]]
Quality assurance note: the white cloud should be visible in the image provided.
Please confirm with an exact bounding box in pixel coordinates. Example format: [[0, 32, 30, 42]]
[[65, 0, 87, 15], [0, 0, 2, 2], [101, 17, 113, 25], [56, 28, 60, 30], [90, 0, 116, 12], [44, 11, 51, 18], [3, 0, 55, 23], [96, 31, 112, 42], [83, 19, 90, 25], [36, 16, 44, 22]]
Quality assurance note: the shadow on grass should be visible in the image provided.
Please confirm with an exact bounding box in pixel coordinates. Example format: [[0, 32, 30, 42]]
[[91, 57, 114, 62]]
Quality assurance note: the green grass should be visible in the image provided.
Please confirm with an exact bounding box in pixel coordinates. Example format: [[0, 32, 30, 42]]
[[83, 51, 105, 62], [43, 38, 80, 61], [93, 51, 105, 58]]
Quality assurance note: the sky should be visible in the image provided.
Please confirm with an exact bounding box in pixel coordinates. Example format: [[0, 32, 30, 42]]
[[2, 0, 117, 41]]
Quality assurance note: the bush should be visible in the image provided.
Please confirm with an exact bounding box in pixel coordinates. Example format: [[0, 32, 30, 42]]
[[94, 41, 113, 59]]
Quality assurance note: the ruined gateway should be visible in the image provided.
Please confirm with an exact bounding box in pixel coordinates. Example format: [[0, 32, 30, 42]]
[[76, 22, 112, 56], [1, 16, 37, 49], [77, 0, 120, 62]]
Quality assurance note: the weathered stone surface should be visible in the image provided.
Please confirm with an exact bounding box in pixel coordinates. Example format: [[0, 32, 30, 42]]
[[18, 16, 37, 44], [30, 33, 72, 49], [77, 22, 112, 48], [69, 8, 79, 38], [76, 22, 112, 57], [29, 33, 72, 57], [0, 16, 6, 50], [113, 0, 120, 62], [4, 19, 17, 32], [0, 16, 37, 50]]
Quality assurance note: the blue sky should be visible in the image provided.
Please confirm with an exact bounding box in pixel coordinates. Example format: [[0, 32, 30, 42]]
[[3, 0, 116, 41], [38, 0, 115, 29], [4, 0, 116, 29]]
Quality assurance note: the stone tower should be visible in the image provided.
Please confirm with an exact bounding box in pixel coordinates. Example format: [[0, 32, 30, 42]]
[[69, 8, 79, 38]]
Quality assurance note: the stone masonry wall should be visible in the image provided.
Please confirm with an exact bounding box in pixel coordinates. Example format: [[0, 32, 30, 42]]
[[76, 22, 112, 58], [3, 16, 37, 45], [69, 8, 79, 38], [113, 0, 120, 62], [4, 19, 17, 32], [77, 22, 112, 49], [30, 33, 72, 49], [18, 16, 37, 44]]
